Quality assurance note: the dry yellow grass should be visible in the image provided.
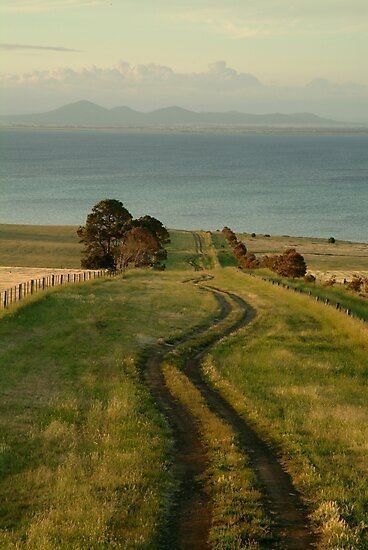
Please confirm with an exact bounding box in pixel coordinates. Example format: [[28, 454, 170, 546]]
[[0, 266, 88, 292]]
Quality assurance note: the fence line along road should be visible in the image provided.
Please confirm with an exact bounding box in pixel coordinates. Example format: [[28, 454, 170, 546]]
[[246, 272, 368, 323], [0, 269, 118, 310]]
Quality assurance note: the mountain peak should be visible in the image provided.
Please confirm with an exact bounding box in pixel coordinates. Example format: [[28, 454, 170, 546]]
[[0, 101, 339, 127]]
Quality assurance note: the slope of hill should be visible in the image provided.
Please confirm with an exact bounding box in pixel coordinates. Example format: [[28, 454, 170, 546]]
[[0, 231, 367, 548], [0, 100, 338, 127]]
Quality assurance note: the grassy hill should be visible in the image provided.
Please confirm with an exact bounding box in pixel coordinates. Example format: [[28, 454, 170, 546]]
[[0, 227, 367, 547]]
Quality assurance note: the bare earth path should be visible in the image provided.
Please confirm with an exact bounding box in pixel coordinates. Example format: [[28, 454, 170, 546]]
[[186, 282, 316, 549], [143, 235, 317, 548]]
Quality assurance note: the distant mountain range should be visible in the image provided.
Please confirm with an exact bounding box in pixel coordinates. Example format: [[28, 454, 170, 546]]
[[0, 100, 340, 127]]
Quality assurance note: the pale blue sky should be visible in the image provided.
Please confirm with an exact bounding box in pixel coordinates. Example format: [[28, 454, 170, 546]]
[[1, 0, 367, 119]]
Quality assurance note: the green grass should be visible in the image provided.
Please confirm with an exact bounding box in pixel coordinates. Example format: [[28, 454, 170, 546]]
[[165, 230, 198, 271], [234, 232, 368, 272], [210, 232, 238, 267], [0, 224, 81, 268], [0, 271, 217, 548], [1, 224, 368, 548], [204, 268, 368, 548], [254, 269, 368, 321]]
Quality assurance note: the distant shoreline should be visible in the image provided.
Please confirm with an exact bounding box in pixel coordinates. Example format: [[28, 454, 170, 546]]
[[1, 124, 368, 136], [0, 223, 367, 245]]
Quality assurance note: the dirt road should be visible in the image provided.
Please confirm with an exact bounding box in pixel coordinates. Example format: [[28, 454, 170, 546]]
[[143, 269, 316, 548]]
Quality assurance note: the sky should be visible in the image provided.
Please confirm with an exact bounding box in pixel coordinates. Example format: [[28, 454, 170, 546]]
[[1, 0, 367, 121]]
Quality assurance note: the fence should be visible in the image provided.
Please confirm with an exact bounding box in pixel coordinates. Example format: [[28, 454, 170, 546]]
[[0, 269, 118, 310], [246, 272, 367, 324]]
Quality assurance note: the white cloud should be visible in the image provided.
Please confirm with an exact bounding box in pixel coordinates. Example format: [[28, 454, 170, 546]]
[[0, 43, 81, 52], [1, 60, 367, 121], [1, 60, 261, 89]]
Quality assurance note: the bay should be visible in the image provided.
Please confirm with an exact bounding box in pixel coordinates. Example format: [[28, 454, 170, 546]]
[[0, 128, 367, 241]]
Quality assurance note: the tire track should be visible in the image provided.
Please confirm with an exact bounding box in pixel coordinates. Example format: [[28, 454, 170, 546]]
[[143, 252, 317, 547], [184, 282, 317, 549], [143, 277, 230, 549]]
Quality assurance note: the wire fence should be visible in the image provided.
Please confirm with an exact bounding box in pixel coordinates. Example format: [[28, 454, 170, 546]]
[[247, 272, 368, 323], [0, 269, 118, 310]]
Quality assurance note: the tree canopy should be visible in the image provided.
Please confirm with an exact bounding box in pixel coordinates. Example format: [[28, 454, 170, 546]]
[[118, 227, 163, 269], [77, 200, 168, 270]]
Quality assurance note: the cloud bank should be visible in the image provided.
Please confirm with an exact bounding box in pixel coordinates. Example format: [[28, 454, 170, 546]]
[[1, 60, 367, 122], [0, 43, 81, 52]]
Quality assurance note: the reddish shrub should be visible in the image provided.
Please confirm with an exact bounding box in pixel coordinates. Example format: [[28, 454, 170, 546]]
[[238, 253, 260, 269], [304, 273, 316, 283], [324, 275, 336, 287], [273, 248, 307, 278], [347, 276, 363, 293]]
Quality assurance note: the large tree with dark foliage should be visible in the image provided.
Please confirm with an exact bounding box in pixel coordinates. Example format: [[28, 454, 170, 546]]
[[78, 200, 169, 270], [136, 215, 170, 244], [77, 199, 133, 269], [118, 227, 163, 269]]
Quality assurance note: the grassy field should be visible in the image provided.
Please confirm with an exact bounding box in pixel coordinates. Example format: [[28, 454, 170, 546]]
[[0, 225, 196, 272], [211, 230, 368, 275], [1, 223, 367, 274], [0, 224, 82, 269], [204, 268, 368, 548], [0, 270, 217, 547], [254, 269, 368, 322], [0, 225, 367, 548], [233, 231, 368, 273]]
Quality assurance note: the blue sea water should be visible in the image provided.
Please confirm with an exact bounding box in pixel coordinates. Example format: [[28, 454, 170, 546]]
[[0, 128, 367, 241]]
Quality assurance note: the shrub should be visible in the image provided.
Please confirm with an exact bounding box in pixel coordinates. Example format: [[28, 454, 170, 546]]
[[259, 254, 279, 270], [364, 278, 368, 294], [251, 233, 256, 238], [239, 253, 260, 269], [347, 276, 363, 293], [273, 248, 307, 278], [328, 237, 336, 244], [304, 273, 316, 283], [233, 241, 247, 259], [324, 275, 336, 287]]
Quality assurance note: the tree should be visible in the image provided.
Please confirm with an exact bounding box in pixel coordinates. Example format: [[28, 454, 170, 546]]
[[222, 226, 237, 244], [259, 254, 279, 270], [77, 199, 132, 269], [273, 248, 307, 278], [233, 241, 247, 259], [118, 227, 163, 269], [239, 253, 260, 269], [136, 215, 170, 244], [328, 237, 336, 244], [126, 215, 170, 245]]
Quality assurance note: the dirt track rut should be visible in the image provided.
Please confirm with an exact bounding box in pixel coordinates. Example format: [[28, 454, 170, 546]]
[[143, 238, 317, 549]]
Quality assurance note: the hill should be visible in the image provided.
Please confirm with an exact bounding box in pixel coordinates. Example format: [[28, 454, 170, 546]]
[[0, 100, 338, 128], [0, 230, 367, 547]]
